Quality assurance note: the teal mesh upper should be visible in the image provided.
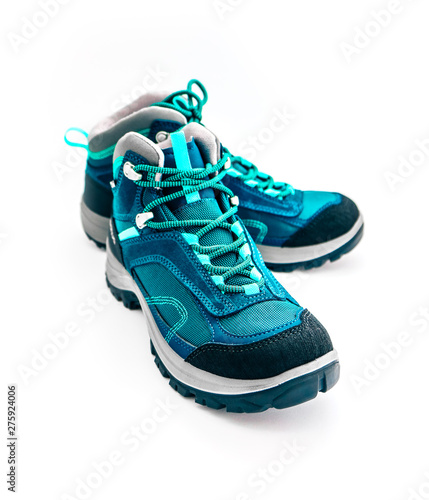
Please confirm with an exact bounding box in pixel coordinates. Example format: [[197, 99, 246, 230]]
[[220, 300, 301, 337], [174, 199, 236, 266], [134, 263, 212, 347], [298, 191, 340, 220]]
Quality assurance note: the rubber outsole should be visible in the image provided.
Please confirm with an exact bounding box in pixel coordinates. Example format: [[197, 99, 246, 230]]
[[150, 341, 340, 412], [106, 276, 340, 413], [106, 275, 141, 309], [80, 200, 109, 249], [265, 224, 364, 273], [85, 231, 106, 249]]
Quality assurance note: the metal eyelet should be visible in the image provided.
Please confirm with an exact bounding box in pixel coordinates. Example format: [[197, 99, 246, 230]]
[[123, 162, 142, 181], [155, 131, 169, 143], [136, 212, 154, 229], [230, 195, 239, 207]]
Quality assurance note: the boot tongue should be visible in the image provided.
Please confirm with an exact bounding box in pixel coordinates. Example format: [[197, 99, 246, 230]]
[[164, 137, 205, 169], [161, 137, 214, 212], [161, 132, 252, 283]]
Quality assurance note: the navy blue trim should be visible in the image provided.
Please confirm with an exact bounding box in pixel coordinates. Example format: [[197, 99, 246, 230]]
[[186, 310, 333, 379], [282, 195, 359, 247]]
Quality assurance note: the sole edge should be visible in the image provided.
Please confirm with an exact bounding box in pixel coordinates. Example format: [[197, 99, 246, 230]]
[[80, 199, 109, 249], [265, 223, 364, 272], [150, 340, 340, 413]]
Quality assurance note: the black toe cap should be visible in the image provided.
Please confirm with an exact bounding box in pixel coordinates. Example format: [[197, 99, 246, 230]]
[[185, 310, 334, 380], [283, 194, 360, 247]]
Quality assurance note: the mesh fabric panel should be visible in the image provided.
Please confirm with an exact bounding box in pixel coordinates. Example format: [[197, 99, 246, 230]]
[[174, 198, 253, 286], [220, 300, 301, 337], [299, 191, 339, 220], [134, 263, 212, 347]]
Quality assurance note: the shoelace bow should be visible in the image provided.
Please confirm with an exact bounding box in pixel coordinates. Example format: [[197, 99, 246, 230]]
[[128, 153, 265, 294], [153, 78, 208, 123], [153, 79, 294, 199]]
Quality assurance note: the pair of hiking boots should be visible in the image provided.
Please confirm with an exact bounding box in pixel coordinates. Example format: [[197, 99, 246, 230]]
[[65, 79, 363, 413]]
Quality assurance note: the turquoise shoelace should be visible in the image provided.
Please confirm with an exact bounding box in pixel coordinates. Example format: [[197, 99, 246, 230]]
[[152, 79, 295, 200], [128, 153, 265, 295], [153, 78, 208, 123], [224, 151, 295, 200]]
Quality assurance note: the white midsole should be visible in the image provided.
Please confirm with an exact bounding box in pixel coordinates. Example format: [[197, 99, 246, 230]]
[[81, 199, 110, 244], [105, 243, 339, 395], [257, 213, 363, 264]]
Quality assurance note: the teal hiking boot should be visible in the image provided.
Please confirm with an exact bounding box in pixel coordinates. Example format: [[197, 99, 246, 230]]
[[105, 124, 340, 412]]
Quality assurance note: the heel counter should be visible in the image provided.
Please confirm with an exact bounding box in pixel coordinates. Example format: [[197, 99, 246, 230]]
[[83, 171, 113, 218]]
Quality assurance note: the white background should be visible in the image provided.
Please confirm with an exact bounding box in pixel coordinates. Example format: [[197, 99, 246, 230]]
[[2, 1, 429, 499]]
